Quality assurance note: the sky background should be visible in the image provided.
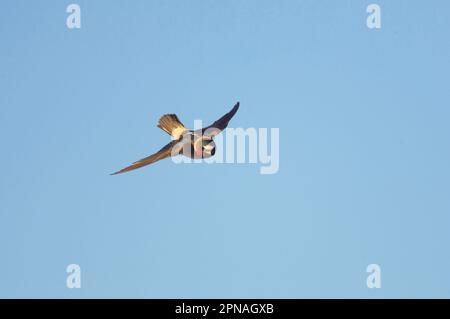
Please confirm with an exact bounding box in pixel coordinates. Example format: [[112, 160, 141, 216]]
[[1, 0, 449, 298]]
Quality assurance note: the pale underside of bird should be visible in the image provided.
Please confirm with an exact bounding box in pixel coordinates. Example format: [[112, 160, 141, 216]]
[[111, 102, 240, 175]]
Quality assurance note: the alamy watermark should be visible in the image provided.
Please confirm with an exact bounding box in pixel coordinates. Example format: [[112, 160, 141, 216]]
[[66, 4, 81, 29], [366, 4, 381, 29], [366, 264, 381, 289], [170, 120, 280, 175], [66, 264, 81, 289]]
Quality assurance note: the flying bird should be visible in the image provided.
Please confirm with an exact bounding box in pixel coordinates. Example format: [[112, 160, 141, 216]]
[[111, 102, 240, 175]]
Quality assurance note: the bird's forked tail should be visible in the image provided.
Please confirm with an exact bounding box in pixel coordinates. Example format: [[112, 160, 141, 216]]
[[157, 114, 187, 140]]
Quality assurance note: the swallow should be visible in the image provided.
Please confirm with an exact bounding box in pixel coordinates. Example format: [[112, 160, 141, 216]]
[[111, 102, 240, 175]]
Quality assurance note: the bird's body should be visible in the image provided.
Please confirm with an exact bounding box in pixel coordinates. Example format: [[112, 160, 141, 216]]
[[170, 130, 216, 159], [111, 102, 239, 175]]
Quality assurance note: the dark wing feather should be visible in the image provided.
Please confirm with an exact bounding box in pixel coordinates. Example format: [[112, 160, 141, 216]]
[[202, 102, 239, 137], [111, 141, 177, 175]]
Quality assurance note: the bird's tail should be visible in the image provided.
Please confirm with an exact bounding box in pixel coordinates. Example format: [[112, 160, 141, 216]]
[[157, 114, 187, 139]]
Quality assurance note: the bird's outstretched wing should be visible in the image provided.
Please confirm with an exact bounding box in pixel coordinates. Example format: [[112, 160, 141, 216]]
[[111, 140, 178, 175], [202, 102, 240, 137]]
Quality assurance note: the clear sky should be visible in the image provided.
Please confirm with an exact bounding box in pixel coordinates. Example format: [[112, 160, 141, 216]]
[[1, 0, 449, 298]]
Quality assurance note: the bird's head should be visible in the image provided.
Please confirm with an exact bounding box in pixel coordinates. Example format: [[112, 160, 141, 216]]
[[201, 138, 216, 158]]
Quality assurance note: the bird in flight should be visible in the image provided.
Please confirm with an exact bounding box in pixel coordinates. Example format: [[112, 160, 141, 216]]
[[111, 102, 240, 175]]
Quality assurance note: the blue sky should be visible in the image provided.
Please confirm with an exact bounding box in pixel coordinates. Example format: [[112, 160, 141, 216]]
[[1, 0, 449, 298]]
